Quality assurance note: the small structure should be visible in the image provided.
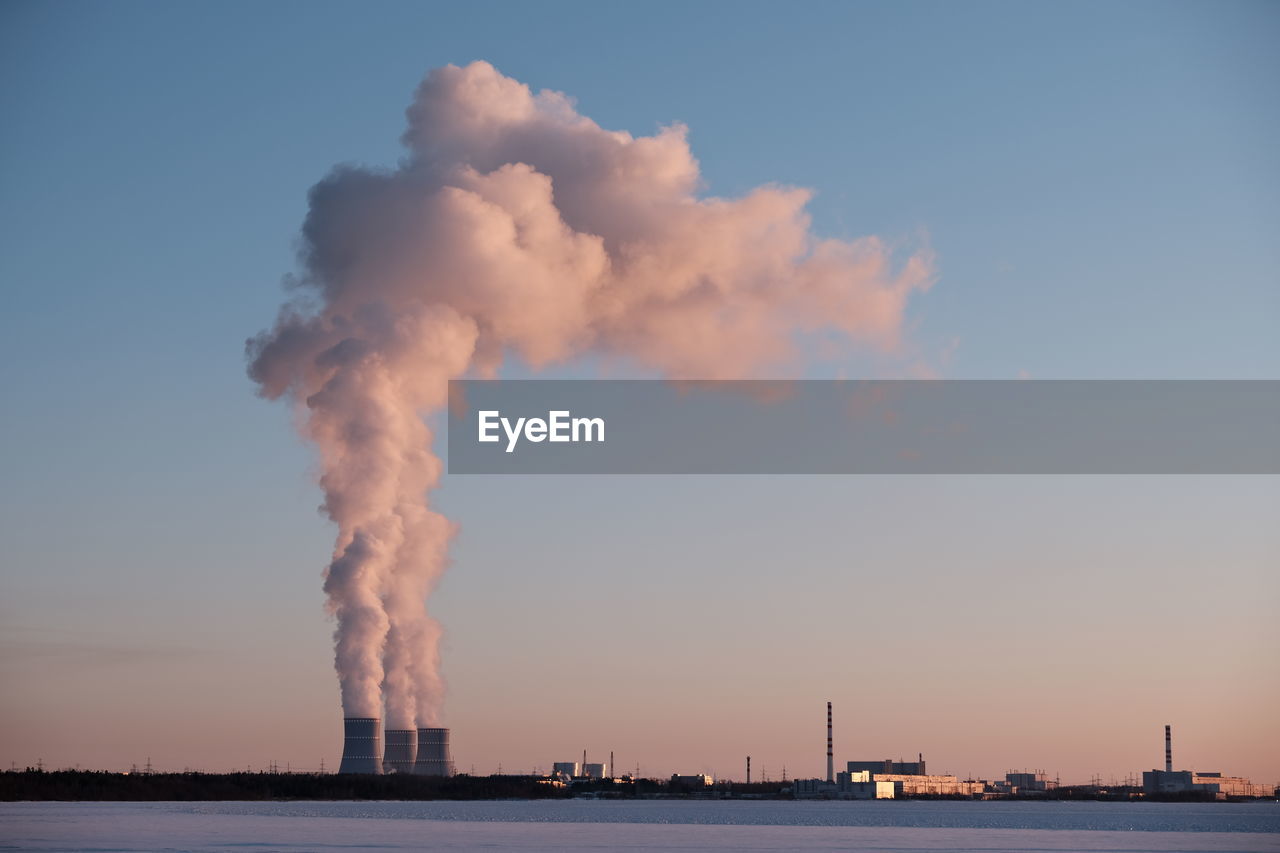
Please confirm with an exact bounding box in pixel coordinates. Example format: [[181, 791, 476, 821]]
[[1001, 771, 1057, 794], [672, 774, 713, 788]]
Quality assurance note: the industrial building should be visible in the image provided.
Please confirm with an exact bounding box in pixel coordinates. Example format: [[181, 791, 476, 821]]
[[846, 757, 927, 776], [551, 759, 610, 780], [872, 773, 984, 796], [794, 770, 895, 799], [672, 774, 714, 788], [844, 756, 982, 795], [1144, 770, 1272, 799], [995, 771, 1057, 795], [1142, 724, 1270, 799]]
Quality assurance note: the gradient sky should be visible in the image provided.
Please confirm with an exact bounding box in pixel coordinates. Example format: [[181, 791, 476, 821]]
[[1, 1, 1277, 784]]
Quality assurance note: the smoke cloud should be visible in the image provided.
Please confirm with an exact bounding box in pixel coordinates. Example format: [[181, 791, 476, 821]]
[[248, 61, 934, 726]]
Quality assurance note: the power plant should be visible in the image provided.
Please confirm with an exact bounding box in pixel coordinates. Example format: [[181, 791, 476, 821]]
[[338, 717, 382, 774], [337, 720, 453, 776], [328, 711, 1268, 799], [1142, 724, 1269, 799]]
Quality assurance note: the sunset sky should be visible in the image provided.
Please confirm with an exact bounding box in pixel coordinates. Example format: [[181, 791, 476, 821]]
[[1, 1, 1277, 784]]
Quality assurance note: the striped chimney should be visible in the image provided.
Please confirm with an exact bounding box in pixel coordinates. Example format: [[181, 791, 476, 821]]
[[1165, 724, 1172, 773], [826, 701, 834, 783]]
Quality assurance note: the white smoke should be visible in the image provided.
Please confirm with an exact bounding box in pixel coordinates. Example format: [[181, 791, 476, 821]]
[[249, 61, 934, 726]]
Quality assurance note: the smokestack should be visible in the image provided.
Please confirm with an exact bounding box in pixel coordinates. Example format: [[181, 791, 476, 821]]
[[746, 755, 751, 784], [414, 727, 455, 776], [383, 728, 417, 774], [826, 701, 834, 783], [339, 717, 383, 774], [1165, 724, 1172, 772]]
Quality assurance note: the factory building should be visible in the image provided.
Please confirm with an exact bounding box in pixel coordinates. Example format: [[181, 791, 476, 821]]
[[1143, 770, 1272, 799], [550, 760, 610, 780], [873, 773, 983, 796], [847, 757, 927, 776], [793, 771, 895, 799], [998, 771, 1057, 794], [1141, 724, 1270, 799], [672, 774, 714, 788], [844, 754, 979, 796]]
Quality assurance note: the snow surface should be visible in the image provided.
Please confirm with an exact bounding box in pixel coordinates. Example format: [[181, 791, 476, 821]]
[[2, 800, 1277, 852]]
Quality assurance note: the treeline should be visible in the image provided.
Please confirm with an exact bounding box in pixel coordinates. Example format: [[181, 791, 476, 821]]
[[1, 770, 574, 802]]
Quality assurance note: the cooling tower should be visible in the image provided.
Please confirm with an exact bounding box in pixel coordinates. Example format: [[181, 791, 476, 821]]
[[383, 728, 418, 774], [339, 717, 383, 774], [414, 727, 455, 776]]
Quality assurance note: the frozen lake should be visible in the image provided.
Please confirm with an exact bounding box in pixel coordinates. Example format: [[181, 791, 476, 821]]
[[2, 799, 1278, 851]]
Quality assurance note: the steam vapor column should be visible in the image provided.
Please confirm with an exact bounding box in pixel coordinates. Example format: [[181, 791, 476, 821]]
[[1165, 724, 1173, 773], [826, 701, 834, 783], [383, 728, 418, 774], [339, 717, 383, 774], [414, 727, 456, 776]]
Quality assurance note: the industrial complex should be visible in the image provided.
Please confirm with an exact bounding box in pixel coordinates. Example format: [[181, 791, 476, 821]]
[[1141, 725, 1272, 799], [338, 719, 455, 777], [773, 708, 1268, 801], [325, 709, 1271, 801]]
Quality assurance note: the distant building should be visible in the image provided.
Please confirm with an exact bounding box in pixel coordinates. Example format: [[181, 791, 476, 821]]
[[872, 773, 983, 797], [837, 770, 894, 799], [1142, 725, 1270, 799], [1004, 771, 1057, 793], [582, 762, 607, 779], [552, 762, 579, 778], [792, 778, 836, 797], [1143, 770, 1271, 799], [672, 774, 713, 788], [793, 774, 895, 799], [841, 754, 980, 796], [847, 757, 926, 776]]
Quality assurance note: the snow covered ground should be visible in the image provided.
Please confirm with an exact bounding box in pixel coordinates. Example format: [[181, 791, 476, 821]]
[[2, 800, 1277, 852]]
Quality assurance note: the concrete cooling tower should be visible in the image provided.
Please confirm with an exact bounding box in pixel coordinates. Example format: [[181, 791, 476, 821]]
[[338, 717, 383, 774], [383, 728, 418, 774], [413, 727, 456, 776]]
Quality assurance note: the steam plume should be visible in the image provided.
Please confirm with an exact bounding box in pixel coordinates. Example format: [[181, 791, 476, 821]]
[[248, 61, 933, 726]]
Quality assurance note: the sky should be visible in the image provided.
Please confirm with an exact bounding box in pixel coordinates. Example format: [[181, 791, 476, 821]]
[[0, 0, 1277, 784]]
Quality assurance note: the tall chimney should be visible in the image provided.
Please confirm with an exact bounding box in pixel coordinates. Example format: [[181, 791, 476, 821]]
[[383, 728, 418, 774], [339, 717, 383, 774], [1165, 724, 1172, 773], [413, 727, 455, 776], [746, 755, 751, 784], [826, 701, 834, 783]]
